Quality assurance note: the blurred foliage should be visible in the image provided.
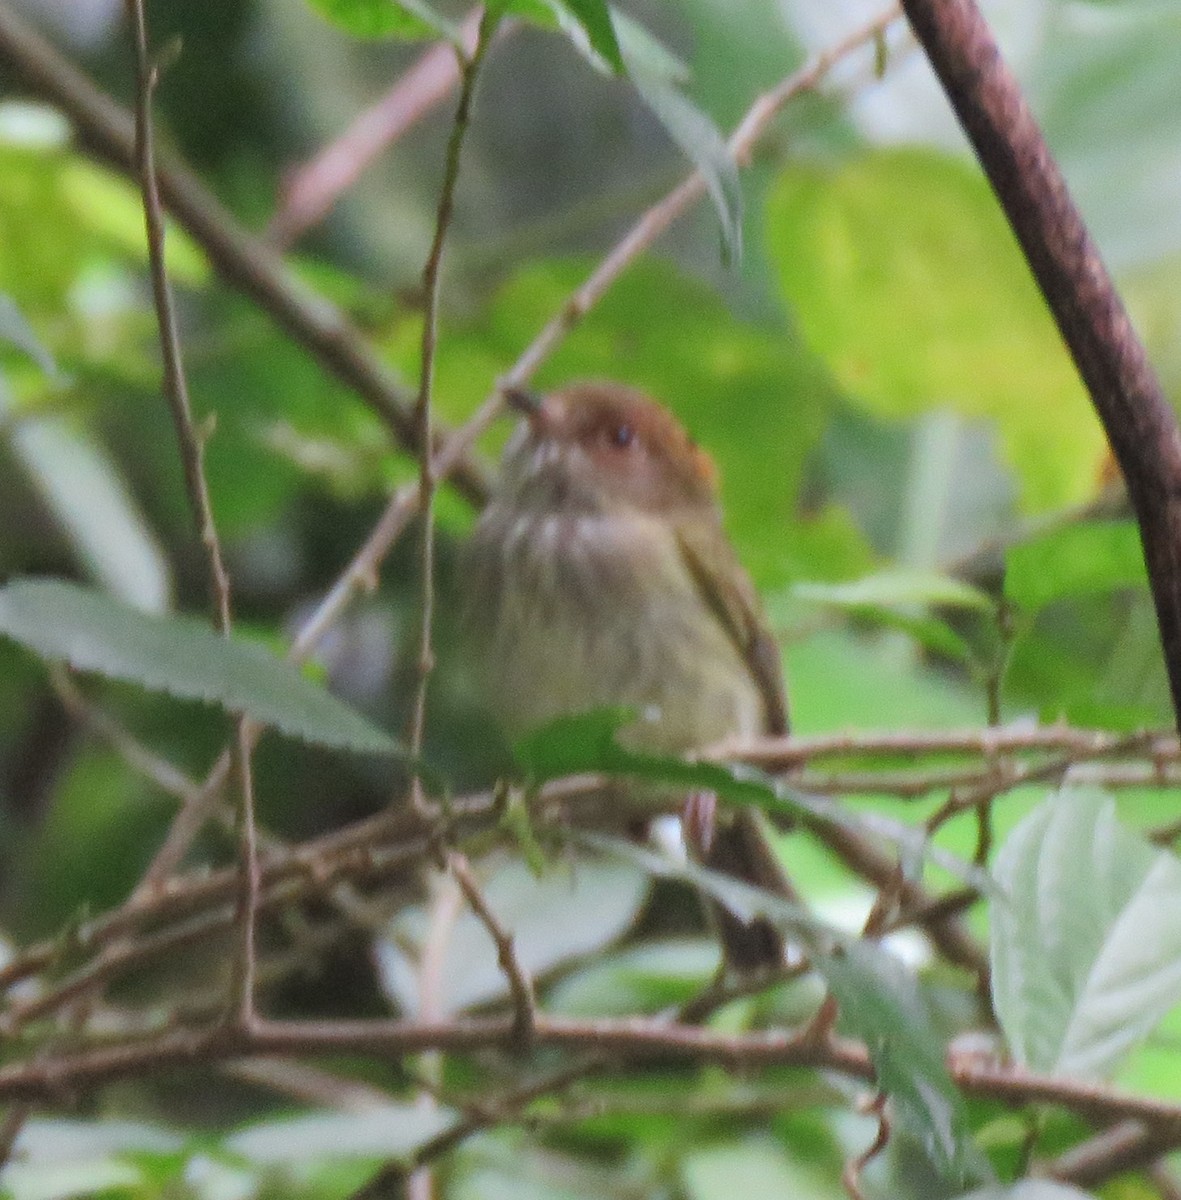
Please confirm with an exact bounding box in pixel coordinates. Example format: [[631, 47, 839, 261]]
[[2, 0, 1181, 1197]]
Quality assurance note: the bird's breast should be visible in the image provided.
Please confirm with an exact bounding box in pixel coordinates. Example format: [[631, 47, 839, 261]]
[[464, 506, 765, 751]]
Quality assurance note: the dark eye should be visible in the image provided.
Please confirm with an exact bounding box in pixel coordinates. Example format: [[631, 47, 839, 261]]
[[610, 423, 635, 449]]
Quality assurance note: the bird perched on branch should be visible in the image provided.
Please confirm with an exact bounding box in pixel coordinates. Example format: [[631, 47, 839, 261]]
[[464, 380, 794, 970]]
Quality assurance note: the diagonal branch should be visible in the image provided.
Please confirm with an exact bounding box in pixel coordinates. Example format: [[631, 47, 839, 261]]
[[899, 0, 1181, 733]]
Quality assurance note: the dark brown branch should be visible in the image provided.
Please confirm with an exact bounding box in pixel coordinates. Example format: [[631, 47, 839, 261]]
[[899, 0, 1181, 732], [0, 3, 490, 507]]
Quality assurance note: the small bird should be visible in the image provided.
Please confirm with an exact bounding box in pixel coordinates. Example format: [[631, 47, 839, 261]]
[[464, 380, 794, 969]]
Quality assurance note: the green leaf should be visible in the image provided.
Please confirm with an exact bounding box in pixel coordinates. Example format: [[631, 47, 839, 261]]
[[1004, 521, 1148, 613], [226, 1105, 457, 1163], [583, 833, 986, 1189], [0, 579, 403, 757], [796, 568, 995, 613], [766, 149, 1105, 512], [545, 0, 623, 73], [304, 0, 457, 41], [376, 856, 649, 1014], [990, 787, 1181, 1079]]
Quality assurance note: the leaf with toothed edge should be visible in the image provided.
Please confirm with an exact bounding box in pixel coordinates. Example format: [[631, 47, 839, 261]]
[[0, 579, 411, 759]]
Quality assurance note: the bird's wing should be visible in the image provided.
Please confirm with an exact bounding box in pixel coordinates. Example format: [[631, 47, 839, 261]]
[[675, 518, 789, 736]]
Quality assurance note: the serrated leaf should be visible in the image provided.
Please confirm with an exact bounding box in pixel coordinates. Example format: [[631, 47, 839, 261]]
[[1004, 521, 1148, 613], [0, 579, 403, 757], [991, 787, 1181, 1079], [582, 833, 986, 1189]]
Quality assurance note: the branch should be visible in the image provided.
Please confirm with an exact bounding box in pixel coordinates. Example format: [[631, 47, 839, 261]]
[[406, 9, 497, 790], [899, 0, 1181, 733]]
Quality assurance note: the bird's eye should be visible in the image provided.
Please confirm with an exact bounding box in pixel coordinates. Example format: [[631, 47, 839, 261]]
[[610, 423, 635, 449]]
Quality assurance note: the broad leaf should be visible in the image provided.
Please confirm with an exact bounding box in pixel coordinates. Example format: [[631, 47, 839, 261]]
[[1005, 521, 1148, 613], [767, 149, 1105, 512], [991, 788, 1181, 1078], [544, 0, 623, 72], [226, 1105, 457, 1163], [0, 579, 403, 757]]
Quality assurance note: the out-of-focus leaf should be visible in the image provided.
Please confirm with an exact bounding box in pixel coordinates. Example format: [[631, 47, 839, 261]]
[[14, 1118, 182, 1162], [376, 855, 649, 1014], [614, 12, 742, 260], [541, 0, 624, 72], [991, 788, 1181, 1079], [0, 579, 403, 757], [61, 161, 209, 287], [547, 938, 720, 1015], [225, 1106, 458, 1163], [767, 149, 1105, 512], [682, 1137, 834, 1200], [584, 834, 987, 1190], [1, 382, 170, 613], [0, 294, 57, 376], [553, 9, 740, 257], [796, 569, 995, 613], [1004, 521, 1148, 613], [304, 0, 457, 41], [956, 1185, 1097, 1200]]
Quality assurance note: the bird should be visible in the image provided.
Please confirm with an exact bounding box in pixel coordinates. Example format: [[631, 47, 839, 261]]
[[463, 380, 794, 970]]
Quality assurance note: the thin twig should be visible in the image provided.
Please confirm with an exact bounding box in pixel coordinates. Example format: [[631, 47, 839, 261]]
[[269, 8, 494, 246], [448, 852, 536, 1044], [407, 9, 496, 806], [125, 0, 258, 1026]]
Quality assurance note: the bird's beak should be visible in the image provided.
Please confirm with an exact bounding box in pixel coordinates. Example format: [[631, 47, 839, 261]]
[[503, 386, 543, 420]]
